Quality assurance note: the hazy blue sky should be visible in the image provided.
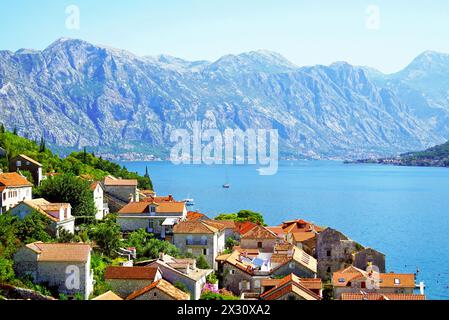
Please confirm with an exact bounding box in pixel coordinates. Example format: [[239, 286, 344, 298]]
[[1, 0, 449, 73]]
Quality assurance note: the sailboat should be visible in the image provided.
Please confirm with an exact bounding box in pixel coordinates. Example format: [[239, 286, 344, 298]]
[[223, 166, 230, 189]]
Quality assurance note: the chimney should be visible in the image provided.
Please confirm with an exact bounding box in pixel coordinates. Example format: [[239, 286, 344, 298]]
[[159, 253, 165, 261], [419, 281, 425, 295]]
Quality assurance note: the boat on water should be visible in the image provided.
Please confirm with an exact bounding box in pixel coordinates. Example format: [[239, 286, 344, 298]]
[[222, 184, 230, 189]]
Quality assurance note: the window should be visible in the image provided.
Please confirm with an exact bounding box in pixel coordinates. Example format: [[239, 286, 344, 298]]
[[154, 292, 157, 297], [3, 193, 6, 201], [257, 242, 263, 249], [203, 248, 208, 256], [327, 267, 331, 273], [150, 206, 156, 213], [361, 282, 366, 289], [16, 161, 22, 167], [25, 161, 30, 166], [230, 269, 235, 275], [326, 250, 332, 257], [338, 278, 345, 283], [254, 280, 261, 289]]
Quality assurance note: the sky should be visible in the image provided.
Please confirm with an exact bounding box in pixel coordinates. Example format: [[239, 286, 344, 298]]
[[1, 0, 449, 73]]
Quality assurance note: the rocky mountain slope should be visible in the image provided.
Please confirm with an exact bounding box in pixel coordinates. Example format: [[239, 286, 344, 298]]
[[0, 38, 446, 159]]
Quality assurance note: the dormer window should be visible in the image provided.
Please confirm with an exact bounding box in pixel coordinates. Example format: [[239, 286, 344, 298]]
[[394, 278, 401, 285], [150, 206, 156, 214]]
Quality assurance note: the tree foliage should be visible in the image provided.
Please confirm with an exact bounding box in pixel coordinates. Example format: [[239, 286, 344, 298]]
[[196, 255, 211, 269], [89, 216, 122, 257], [36, 173, 96, 223], [215, 210, 266, 226]]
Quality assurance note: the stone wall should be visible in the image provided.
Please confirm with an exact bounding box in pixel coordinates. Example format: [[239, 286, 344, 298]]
[[316, 228, 357, 280], [107, 279, 154, 299], [353, 248, 386, 273]]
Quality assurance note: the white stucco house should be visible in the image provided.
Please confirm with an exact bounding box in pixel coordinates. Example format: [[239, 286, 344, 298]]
[[13, 242, 94, 300], [91, 182, 109, 220], [10, 198, 75, 236], [0, 172, 33, 214], [117, 201, 187, 239], [173, 220, 226, 270]]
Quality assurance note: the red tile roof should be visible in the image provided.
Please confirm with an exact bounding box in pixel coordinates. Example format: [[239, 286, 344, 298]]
[[174, 220, 221, 234], [26, 242, 90, 262], [118, 201, 185, 215], [332, 266, 416, 289], [240, 224, 278, 240], [260, 274, 322, 300], [105, 266, 159, 280], [104, 176, 138, 187], [186, 211, 207, 221], [235, 221, 258, 235], [126, 279, 190, 300], [341, 293, 426, 301], [0, 172, 33, 188]]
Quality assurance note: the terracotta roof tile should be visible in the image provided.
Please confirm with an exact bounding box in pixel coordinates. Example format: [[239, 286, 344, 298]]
[[240, 225, 278, 240], [105, 266, 159, 280], [26, 242, 90, 262], [174, 220, 219, 234], [333, 266, 416, 289], [260, 274, 322, 300], [126, 279, 190, 300], [187, 211, 207, 221], [0, 172, 33, 187], [92, 291, 123, 300], [104, 176, 138, 187], [341, 293, 425, 301]]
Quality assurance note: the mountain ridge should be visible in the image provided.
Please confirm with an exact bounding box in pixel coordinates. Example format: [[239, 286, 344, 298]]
[[0, 38, 448, 160]]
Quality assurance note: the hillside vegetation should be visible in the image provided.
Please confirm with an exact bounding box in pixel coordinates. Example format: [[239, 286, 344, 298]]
[[0, 125, 153, 190]]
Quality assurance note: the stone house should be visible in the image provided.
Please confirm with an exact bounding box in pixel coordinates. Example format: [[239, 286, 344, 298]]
[[103, 176, 139, 212], [260, 274, 322, 300], [117, 201, 187, 240], [173, 220, 226, 270], [286, 232, 317, 256], [332, 266, 418, 300], [104, 266, 163, 298], [91, 182, 109, 220], [10, 198, 75, 236], [9, 154, 43, 186], [13, 242, 94, 300], [126, 279, 190, 300], [240, 225, 279, 252], [0, 172, 33, 214], [316, 228, 359, 280], [216, 246, 317, 296], [353, 247, 386, 273], [140, 256, 212, 300]]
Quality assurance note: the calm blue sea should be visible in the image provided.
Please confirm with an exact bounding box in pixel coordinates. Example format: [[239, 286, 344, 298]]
[[119, 160, 449, 300]]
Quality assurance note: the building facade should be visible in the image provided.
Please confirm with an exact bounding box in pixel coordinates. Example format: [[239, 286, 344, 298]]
[[0, 172, 33, 214]]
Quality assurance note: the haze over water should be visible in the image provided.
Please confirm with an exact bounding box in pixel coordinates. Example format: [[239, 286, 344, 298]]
[[120, 160, 449, 299]]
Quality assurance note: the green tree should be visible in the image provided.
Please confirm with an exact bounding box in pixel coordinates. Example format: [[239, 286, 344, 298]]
[[39, 137, 46, 153], [36, 173, 96, 223], [0, 213, 20, 258], [141, 239, 180, 260], [0, 123, 5, 134], [0, 257, 15, 283], [196, 255, 211, 269], [16, 211, 53, 244], [200, 291, 239, 300], [216, 210, 266, 225], [124, 229, 154, 257], [12, 127, 17, 135], [89, 217, 122, 256]]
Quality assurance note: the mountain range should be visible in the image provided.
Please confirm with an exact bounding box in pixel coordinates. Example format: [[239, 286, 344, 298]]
[[1, 38, 448, 160]]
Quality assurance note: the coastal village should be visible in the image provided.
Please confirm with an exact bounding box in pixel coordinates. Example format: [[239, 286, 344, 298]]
[[0, 150, 427, 301]]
